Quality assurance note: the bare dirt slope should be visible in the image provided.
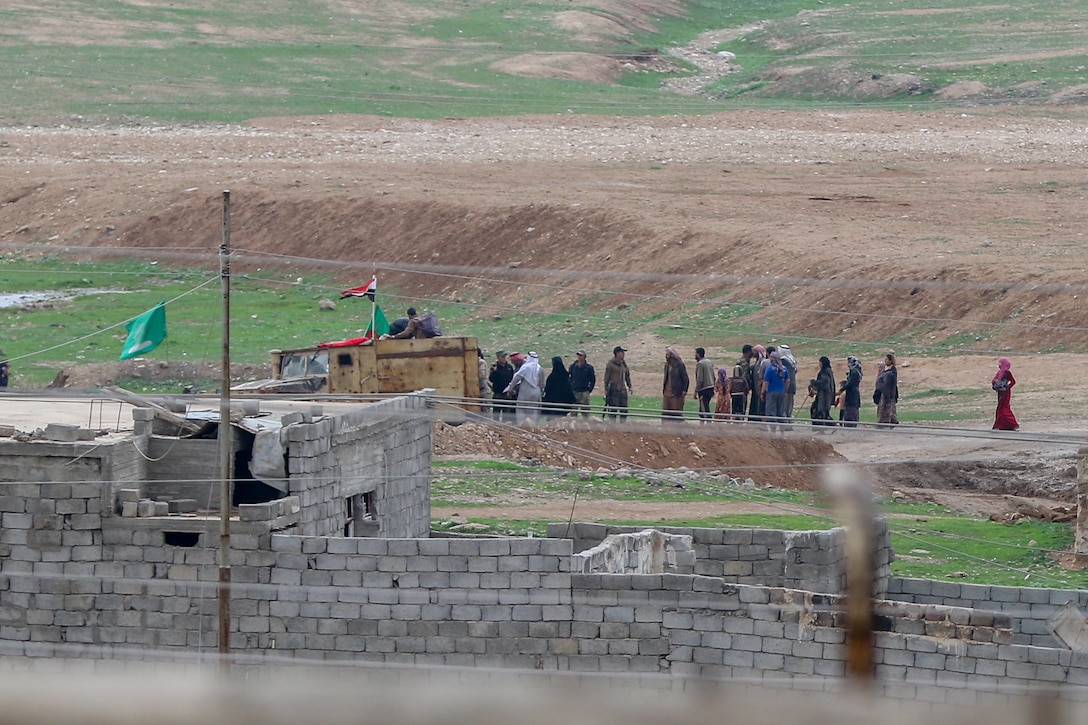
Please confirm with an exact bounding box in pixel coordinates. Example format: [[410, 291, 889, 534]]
[[435, 418, 840, 490], [3, 110, 1088, 352], [3, 108, 1088, 521]]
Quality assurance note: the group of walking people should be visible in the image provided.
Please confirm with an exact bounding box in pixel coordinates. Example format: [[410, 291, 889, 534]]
[[703, 345, 901, 431], [479, 342, 1019, 431], [481, 347, 606, 425]]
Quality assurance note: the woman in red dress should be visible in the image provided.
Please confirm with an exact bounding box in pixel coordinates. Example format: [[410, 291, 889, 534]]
[[992, 357, 1019, 431]]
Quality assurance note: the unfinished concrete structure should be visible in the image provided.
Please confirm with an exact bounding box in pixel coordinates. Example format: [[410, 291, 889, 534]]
[[1, 396, 1088, 704]]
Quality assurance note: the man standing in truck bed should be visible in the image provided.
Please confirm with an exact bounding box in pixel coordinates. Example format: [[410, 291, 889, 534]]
[[388, 308, 425, 339]]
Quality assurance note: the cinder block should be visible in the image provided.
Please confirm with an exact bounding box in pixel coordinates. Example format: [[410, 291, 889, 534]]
[[118, 489, 141, 504], [43, 423, 79, 442], [1005, 661, 1039, 680], [168, 499, 199, 514]]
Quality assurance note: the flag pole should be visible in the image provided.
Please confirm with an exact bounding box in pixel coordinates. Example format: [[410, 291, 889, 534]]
[[370, 270, 376, 340], [217, 190, 233, 669]]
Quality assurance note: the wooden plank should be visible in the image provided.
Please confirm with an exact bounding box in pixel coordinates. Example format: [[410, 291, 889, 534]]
[[102, 387, 201, 432]]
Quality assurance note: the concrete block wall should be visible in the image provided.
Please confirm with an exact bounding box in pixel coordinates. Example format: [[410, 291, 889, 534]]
[[887, 578, 1088, 648], [0, 438, 145, 588], [5, 523, 1088, 696], [284, 394, 432, 538], [549, 521, 893, 596], [0, 517, 233, 652], [0, 438, 146, 524], [565, 575, 1028, 682], [144, 437, 224, 509], [236, 535, 575, 666]]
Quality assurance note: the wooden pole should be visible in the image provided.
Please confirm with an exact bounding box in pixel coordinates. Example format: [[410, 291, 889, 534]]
[[1076, 445, 1088, 558], [217, 190, 233, 667]]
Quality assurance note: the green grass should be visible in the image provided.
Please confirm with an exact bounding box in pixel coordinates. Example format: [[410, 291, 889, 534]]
[[0, 258, 1033, 419], [0, 259, 380, 386], [432, 459, 824, 506], [891, 516, 1085, 589], [432, 464, 1088, 589], [1, 0, 1086, 122], [702, 0, 1088, 105]]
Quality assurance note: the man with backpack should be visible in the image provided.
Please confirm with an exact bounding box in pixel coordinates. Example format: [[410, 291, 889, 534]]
[[386, 308, 441, 339], [387, 308, 425, 339]]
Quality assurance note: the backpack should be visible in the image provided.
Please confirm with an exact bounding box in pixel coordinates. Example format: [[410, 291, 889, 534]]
[[781, 358, 797, 393], [729, 363, 750, 395], [419, 310, 442, 338]]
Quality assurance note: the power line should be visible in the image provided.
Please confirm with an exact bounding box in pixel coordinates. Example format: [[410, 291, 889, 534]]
[[6, 244, 1087, 359], [0, 275, 219, 366]]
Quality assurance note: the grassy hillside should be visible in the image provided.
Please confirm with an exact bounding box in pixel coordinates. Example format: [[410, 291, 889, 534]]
[[0, 0, 1085, 122]]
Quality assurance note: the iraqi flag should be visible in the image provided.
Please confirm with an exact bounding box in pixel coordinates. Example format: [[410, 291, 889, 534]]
[[340, 275, 376, 301]]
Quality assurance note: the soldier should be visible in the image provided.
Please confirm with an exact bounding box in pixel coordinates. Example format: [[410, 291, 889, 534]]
[[602, 346, 633, 421], [488, 350, 515, 422]]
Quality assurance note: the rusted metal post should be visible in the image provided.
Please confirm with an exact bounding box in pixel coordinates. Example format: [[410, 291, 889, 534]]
[[823, 465, 876, 683], [218, 190, 233, 667]]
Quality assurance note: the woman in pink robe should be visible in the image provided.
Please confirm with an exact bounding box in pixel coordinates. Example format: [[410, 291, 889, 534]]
[[991, 357, 1019, 431]]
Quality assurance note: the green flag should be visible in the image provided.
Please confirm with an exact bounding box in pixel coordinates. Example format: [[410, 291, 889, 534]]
[[120, 302, 167, 360], [365, 304, 391, 337]]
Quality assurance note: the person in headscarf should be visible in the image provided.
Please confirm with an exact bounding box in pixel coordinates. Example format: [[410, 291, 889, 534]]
[[662, 346, 689, 419], [992, 357, 1019, 431], [874, 352, 899, 427], [714, 366, 732, 420], [841, 355, 863, 427], [760, 349, 791, 432], [747, 344, 767, 421], [810, 356, 836, 427], [777, 343, 798, 419], [505, 351, 546, 425], [542, 355, 577, 418]]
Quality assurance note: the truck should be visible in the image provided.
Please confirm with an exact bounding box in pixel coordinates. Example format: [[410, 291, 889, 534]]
[[231, 337, 482, 408]]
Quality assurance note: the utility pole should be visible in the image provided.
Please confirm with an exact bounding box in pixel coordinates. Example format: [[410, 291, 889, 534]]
[[218, 190, 233, 667]]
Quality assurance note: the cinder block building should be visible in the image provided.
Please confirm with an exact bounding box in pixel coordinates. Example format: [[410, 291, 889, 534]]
[[2, 393, 1088, 704]]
